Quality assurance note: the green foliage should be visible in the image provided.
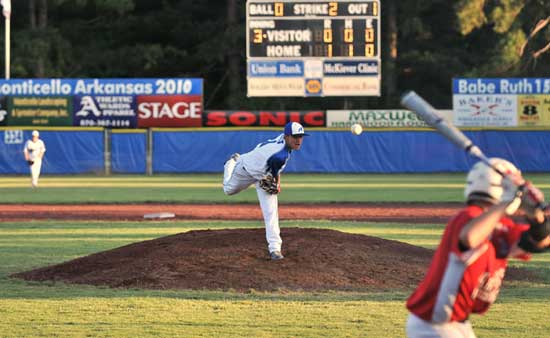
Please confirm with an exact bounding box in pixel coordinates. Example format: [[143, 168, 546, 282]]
[[3, 0, 550, 108], [95, 0, 135, 15], [489, 0, 526, 33], [455, 0, 487, 35]]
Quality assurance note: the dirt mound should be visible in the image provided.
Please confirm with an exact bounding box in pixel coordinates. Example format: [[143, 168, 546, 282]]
[[14, 228, 438, 292]]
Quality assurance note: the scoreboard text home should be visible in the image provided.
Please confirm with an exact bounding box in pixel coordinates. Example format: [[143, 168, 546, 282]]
[[246, 0, 381, 97]]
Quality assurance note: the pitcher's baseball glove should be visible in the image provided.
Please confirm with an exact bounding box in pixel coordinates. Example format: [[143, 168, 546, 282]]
[[259, 174, 280, 194], [27, 160, 34, 166]]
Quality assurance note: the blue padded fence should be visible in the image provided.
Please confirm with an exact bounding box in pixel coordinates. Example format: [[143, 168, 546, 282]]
[[0, 130, 104, 174], [111, 132, 146, 174], [1, 129, 550, 174], [151, 130, 550, 173]]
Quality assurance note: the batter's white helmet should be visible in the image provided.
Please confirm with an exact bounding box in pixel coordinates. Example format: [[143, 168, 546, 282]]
[[464, 158, 520, 204]]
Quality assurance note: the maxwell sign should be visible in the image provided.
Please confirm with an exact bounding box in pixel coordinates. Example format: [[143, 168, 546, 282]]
[[137, 95, 202, 127], [203, 110, 325, 127]]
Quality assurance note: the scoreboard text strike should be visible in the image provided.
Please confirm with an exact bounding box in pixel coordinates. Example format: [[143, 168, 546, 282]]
[[246, 0, 381, 97]]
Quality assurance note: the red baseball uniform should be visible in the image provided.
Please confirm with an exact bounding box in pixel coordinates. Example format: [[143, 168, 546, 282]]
[[407, 205, 530, 323]]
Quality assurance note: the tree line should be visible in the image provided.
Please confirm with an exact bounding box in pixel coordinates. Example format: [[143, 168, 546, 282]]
[[4, 0, 550, 110]]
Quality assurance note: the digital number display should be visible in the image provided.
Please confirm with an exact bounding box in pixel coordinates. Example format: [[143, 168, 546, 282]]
[[247, 1, 380, 59], [246, 0, 381, 97]]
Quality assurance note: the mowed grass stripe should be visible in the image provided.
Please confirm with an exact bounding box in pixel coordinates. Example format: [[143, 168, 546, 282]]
[[2, 221, 550, 337], [0, 182, 467, 188], [0, 174, 467, 184], [2, 173, 550, 203], [2, 173, 550, 184]]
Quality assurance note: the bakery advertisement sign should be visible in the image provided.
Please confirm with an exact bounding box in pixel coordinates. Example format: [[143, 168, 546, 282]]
[[452, 95, 517, 127]]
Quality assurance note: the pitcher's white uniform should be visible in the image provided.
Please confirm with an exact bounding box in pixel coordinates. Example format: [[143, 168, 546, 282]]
[[224, 133, 291, 254], [23, 131, 46, 188], [223, 122, 308, 259]]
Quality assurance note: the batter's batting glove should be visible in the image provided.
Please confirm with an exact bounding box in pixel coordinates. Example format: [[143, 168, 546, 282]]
[[521, 181, 545, 218], [505, 186, 525, 216], [259, 174, 280, 195]]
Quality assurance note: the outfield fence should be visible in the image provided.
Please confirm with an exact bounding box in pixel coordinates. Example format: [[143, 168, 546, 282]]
[[2, 127, 550, 175]]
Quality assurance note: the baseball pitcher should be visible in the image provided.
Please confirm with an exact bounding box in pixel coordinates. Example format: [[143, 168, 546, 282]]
[[223, 122, 308, 260], [406, 158, 550, 338], [23, 130, 46, 188]]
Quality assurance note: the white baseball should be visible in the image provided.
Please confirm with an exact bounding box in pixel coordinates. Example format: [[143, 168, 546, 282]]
[[350, 123, 363, 135]]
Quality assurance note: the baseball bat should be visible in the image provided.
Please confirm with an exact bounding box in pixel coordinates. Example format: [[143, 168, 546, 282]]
[[401, 90, 548, 210], [400, 91, 503, 176]]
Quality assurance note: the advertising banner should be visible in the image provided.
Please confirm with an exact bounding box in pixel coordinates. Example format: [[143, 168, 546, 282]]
[[8, 96, 72, 126], [0, 96, 6, 126], [0, 78, 203, 128], [203, 110, 325, 127], [73, 95, 137, 128], [453, 78, 550, 127], [453, 78, 550, 95], [517, 95, 550, 126], [0, 78, 203, 96], [137, 95, 202, 127], [247, 77, 305, 97], [453, 94, 517, 127], [326, 109, 452, 128]]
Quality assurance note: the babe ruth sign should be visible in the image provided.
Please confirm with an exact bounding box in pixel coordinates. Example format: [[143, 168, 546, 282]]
[[452, 78, 550, 127], [246, 0, 381, 97]]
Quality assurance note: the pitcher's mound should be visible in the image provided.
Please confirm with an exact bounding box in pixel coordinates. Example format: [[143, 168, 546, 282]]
[[13, 228, 429, 291], [11, 228, 536, 292]]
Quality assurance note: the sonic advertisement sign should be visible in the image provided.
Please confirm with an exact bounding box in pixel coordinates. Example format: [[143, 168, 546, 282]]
[[203, 110, 325, 127]]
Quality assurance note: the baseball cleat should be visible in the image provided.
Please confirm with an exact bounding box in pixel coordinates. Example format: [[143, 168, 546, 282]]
[[270, 251, 284, 260]]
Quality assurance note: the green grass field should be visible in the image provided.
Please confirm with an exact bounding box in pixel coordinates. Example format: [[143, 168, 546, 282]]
[[3, 173, 550, 203], [2, 174, 550, 337]]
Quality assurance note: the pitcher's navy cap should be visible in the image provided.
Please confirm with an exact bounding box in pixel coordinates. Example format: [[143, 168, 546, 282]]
[[284, 122, 309, 136]]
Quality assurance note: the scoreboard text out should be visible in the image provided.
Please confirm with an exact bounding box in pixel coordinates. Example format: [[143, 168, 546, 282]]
[[246, 0, 381, 97]]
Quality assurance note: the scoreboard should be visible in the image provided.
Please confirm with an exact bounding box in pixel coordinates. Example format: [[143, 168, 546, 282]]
[[246, 0, 381, 97]]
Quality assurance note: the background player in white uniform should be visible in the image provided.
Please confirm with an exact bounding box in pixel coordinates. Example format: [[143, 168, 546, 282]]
[[23, 130, 46, 188], [223, 122, 308, 260]]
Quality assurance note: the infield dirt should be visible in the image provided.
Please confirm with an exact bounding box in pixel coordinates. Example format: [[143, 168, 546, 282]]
[[0, 202, 461, 223], [8, 203, 540, 291]]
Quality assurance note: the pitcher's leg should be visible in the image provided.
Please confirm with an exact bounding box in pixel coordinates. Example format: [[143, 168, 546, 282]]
[[223, 154, 239, 186], [223, 161, 256, 196], [223, 154, 249, 195], [256, 183, 281, 253]]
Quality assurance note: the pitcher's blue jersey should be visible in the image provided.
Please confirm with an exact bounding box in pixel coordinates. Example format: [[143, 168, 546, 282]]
[[240, 134, 291, 180]]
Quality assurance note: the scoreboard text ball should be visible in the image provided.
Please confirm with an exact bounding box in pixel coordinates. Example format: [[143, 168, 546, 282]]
[[246, 0, 381, 97], [247, 1, 379, 59]]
